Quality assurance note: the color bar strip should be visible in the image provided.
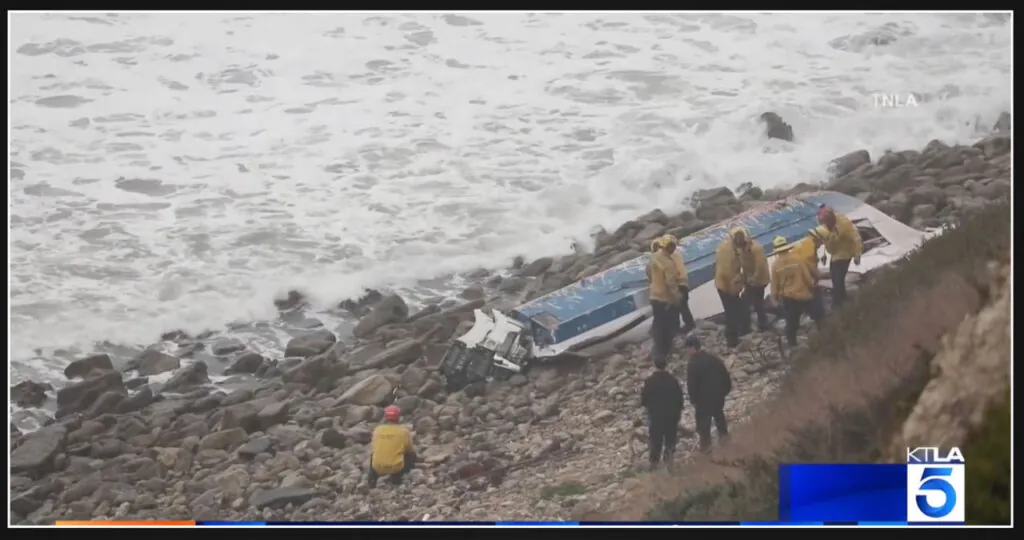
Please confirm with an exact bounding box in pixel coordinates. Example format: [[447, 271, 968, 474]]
[[55, 521, 196, 526]]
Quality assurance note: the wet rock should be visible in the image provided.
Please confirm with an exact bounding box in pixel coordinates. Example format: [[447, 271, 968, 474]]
[[56, 370, 126, 417], [134, 349, 181, 376], [12, 380, 52, 408], [284, 329, 337, 358], [519, 257, 553, 277], [460, 284, 485, 300], [337, 374, 395, 406], [162, 361, 210, 393], [338, 289, 384, 315], [760, 112, 794, 142], [211, 338, 246, 356], [225, 352, 266, 375], [64, 353, 114, 379], [829, 150, 871, 178], [11, 424, 67, 476], [353, 293, 409, 338], [274, 289, 307, 311]]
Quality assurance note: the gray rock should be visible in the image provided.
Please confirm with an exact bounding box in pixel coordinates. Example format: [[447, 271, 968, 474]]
[[760, 112, 794, 142], [11, 424, 67, 476], [199, 427, 248, 451], [829, 150, 871, 178], [12, 380, 51, 408], [319, 428, 347, 449], [352, 339, 423, 372], [257, 401, 291, 430], [352, 293, 409, 338], [337, 374, 395, 406], [519, 257, 553, 277], [400, 365, 428, 391], [64, 353, 114, 379], [211, 338, 246, 356], [284, 329, 337, 358], [249, 487, 319, 510], [225, 352, 266, 375], [134, 349, 181, 376], [162, 361, 210, 393], [56, 370, 126, 417], [238, 436, 272, 459]]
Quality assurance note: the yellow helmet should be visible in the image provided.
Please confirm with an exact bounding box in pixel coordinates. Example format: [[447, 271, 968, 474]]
[[808, 225, 828, 242], [654, 234, 677, 249], [772, 235, 792, 252]]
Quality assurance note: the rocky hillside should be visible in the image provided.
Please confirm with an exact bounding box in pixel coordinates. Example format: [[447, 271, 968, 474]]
[[10, 116, 1011, 524]]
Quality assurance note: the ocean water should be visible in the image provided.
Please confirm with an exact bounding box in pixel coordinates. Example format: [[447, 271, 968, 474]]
[[8, 11, 1011, 384]]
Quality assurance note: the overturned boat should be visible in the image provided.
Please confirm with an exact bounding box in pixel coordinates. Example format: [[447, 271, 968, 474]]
[[440, 190, 945, 389]]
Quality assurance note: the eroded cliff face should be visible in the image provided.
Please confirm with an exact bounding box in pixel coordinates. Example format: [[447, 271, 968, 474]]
[[898, 258, 1011, 449]]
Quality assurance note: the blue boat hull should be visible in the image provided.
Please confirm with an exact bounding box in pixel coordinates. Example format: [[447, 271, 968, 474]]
[[511, 191, 864, 351]]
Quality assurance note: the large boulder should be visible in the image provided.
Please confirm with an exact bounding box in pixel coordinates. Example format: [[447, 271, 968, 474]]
[[352, 294, 409, 338], [11, 424, 67, 476], [760, 112, 794, 142], [133, 349, 181, 376], [56, 370, 126, 418], [337, 374, 396, 406], [350, 339, 423, 372], [12, 380, 51, 408], [63, 353, 114, 379], [829, 150, 871, 178], [284, 329, 337, 358]]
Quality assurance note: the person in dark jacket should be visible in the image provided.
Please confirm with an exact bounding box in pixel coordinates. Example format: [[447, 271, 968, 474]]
[[640, 355, 685, 471], [683, 335, 732, 453]]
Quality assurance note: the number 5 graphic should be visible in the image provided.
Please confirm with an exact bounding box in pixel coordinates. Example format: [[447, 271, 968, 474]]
[[916, 467, 957, 518]]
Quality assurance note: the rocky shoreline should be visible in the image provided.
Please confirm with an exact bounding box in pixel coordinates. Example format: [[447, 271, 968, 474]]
[[10, 114, 1012, 524]]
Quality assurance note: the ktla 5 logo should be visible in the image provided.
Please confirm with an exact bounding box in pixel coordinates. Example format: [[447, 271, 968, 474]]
[[906, 447, 965, 523]]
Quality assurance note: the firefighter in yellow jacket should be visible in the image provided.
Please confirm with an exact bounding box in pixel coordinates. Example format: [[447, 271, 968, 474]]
[[770, 236, 824, 347], [647, 236, 682, 364], [714, 227, 749, 349], [818, 206, 863, 308], [653, 235, 697, 336], [738, 232, 771, 334]]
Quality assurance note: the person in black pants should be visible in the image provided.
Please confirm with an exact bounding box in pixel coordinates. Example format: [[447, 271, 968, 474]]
[[647, 236, 682, 365], [715, 228, 750, 348], [640, 355, 685, 471], [683, 335, 732, 453]]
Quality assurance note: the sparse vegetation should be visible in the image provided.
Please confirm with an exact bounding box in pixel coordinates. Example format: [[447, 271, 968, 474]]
[[647, 204, 1011, 523], [541, 481, 587, 500]]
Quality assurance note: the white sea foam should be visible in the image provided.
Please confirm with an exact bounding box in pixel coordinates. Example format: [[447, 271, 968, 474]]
[[8, 12, 1011, 379]]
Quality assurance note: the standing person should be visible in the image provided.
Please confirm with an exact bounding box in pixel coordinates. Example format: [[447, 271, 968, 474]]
[[661, 234, 697, 336], [368, 405, 417, 488], [714, 227, 748, 348], [646, 236, 682, 365], [817, 206, 863, 308], [683, 335, 732, 453], [640, 355, 685, 471], [791, 226, 828, 315], [769, 236, 823, 347], [738, 232, 771, 334]]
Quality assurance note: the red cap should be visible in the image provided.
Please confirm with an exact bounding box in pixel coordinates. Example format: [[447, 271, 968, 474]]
[[384, 405, 401, 422]]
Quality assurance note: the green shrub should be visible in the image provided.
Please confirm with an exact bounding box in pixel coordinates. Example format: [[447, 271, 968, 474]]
[[963, 387, 1011, 525]]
